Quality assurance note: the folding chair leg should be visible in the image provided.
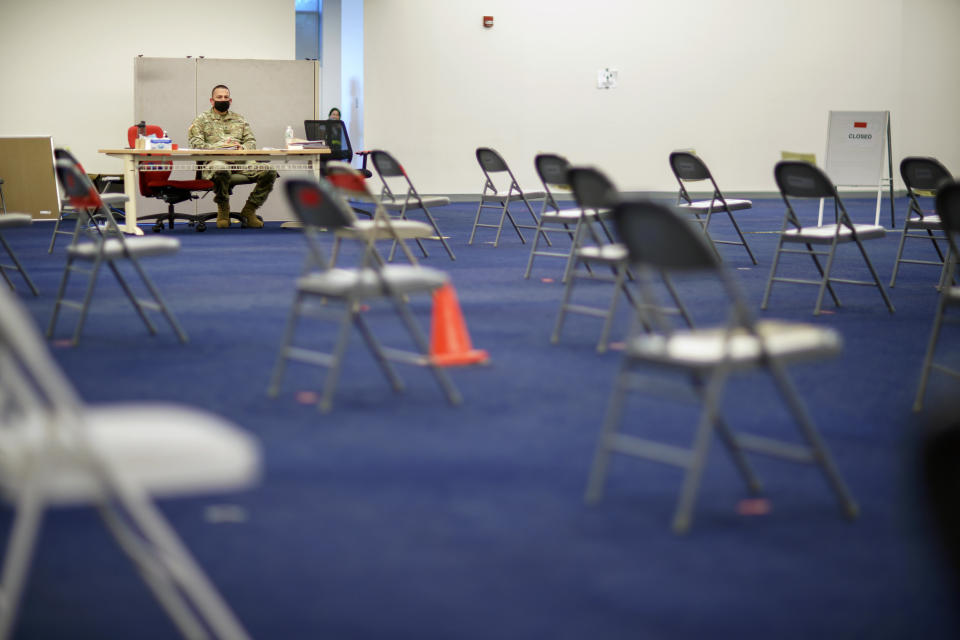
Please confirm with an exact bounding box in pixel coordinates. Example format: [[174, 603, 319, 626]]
[[0, 477, 45, 640], [559, 221, 585, 284], [47, 257, 76, 338], [69, 259, 106, 345], [812, 242, 840, 316], [520, 196, 551, 247], [585, 365, 630, 504], [353, 312, 404, 391], [319, 310, 357, 412], [267, 294, 304, 397], [767, 363, 859, 519], [672, 370, 727, 534], [853, 238, 895, 313], [420, 206, 456, 260], [391, 295, 462, 405], [761, 239, 785, 310], [806, 246, 842, 309], [47, 217, 64, 254], [494, 202, 511, 247], [0, 237, 39, 296], [468, 200, 485, 245], [662, 272, 694, 328], [551, 261, 580, 344], [107, 261, 159, 336], [522, 219, 548, 279], [913, 284, 950, 412], [97, 503, 210, 640], [129, 259, 189, 342], [713, 417, 764, 494], [330, 237, 343, 268], [501, 204, 529, 246], [723, 210, 758, 265], [889, 225, 910, 287], [596, 264, 628, 353], [102, 484, 254, 640]]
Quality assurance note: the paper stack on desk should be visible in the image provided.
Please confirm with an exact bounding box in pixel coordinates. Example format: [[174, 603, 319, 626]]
[[286, 138, 327, 150]]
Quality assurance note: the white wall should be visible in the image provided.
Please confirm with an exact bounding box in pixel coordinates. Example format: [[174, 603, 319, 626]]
[[0, 0, 294, 174], [341, 0, 365, 155], [364, 0, 960, 194]]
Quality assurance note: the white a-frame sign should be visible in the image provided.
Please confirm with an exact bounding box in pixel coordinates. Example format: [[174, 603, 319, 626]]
[[819, 110, 895, 227]]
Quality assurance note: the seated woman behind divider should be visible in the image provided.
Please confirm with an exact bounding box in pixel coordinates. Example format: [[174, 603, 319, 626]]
[[328, 107, 341, 120]]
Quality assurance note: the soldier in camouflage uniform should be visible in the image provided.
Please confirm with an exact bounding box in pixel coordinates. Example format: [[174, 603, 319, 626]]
[[187, 84, 277, 229]]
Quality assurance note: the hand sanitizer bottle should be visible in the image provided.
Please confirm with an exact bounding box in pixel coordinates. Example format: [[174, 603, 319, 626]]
[[285, 125, 294, 148]]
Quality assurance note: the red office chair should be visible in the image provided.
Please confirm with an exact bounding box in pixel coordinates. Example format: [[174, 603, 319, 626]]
[[126, 125, 215, 232]]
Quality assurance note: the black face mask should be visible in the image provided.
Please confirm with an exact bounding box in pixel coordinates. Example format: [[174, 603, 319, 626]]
[[213, 100, 230, 112]]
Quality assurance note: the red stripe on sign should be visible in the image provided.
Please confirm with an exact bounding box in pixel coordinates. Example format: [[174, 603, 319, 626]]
[[854, 122, 867, 128]]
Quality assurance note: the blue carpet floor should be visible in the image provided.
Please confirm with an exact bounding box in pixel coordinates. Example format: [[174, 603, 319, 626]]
[[3, 194, 959, 639]]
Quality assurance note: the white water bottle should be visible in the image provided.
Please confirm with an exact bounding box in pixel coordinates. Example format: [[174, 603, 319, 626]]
[[284, 125, 294, 147]]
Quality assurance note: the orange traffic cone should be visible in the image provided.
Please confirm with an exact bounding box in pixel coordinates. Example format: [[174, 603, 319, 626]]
[[430, 283, 490, 366]]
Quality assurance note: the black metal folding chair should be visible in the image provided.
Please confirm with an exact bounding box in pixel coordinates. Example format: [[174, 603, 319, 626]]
[[551, 167, 691, 353], [49, 155, 188, 345], [370, 149, 456, 261], [890, 157, 951, 287], [669, 151, 757, 264], [524, 153, 610, 282], [761, 161, 895, 316], [585, 199, 859, 533], [469, 147, 546, 247], [268, 177, 462, 412], [914, 180, 960, 412], [323, 162, 434, 267]]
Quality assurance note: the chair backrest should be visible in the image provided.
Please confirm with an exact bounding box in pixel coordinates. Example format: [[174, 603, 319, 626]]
[[476, 147, 509, 173], [304, 120, 353, 162], [935, 181, 960, 249], [774, 160, 838, 200], [669, 151, 712, 182], [54, 157, 103, 212], [127, 124, 163, 148], [126, 124, 171, 197], [613, 200, 720, 273], [535, 153, 571, 190], [568, 167, 619, 211], [370, 149, 423, 206], [324, 161, 376, 205], [285, 177, 355, 231], [900, 157, 952, 194], [370, 150, 405, 179]]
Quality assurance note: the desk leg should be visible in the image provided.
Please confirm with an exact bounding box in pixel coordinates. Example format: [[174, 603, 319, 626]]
[[121, 155, 143, 235]]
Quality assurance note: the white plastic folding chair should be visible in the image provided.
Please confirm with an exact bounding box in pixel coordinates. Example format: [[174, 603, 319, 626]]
[[761, 161, 895, 316], [268, 177, 462, 412], [914, 180, 960, 412], [890, 157, 951, 288], [49, 155, 188, 345], [0, 284, 261, 640], [324, 162, 436, 267], [585, 200, 859, 533], [469, 147, 546, 247], [669, 151, 757, 265], [370, 149, 456, 261]]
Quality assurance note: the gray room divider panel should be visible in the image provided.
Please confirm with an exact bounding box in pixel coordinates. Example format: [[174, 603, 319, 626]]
[[133, 57, 320, 223]]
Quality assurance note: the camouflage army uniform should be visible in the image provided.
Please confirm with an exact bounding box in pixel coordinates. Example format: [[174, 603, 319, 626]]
[[187, 108, 277, 210]]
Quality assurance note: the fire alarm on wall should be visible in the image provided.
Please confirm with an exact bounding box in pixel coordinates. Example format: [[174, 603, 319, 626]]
[[483, 16, 494, 28]]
